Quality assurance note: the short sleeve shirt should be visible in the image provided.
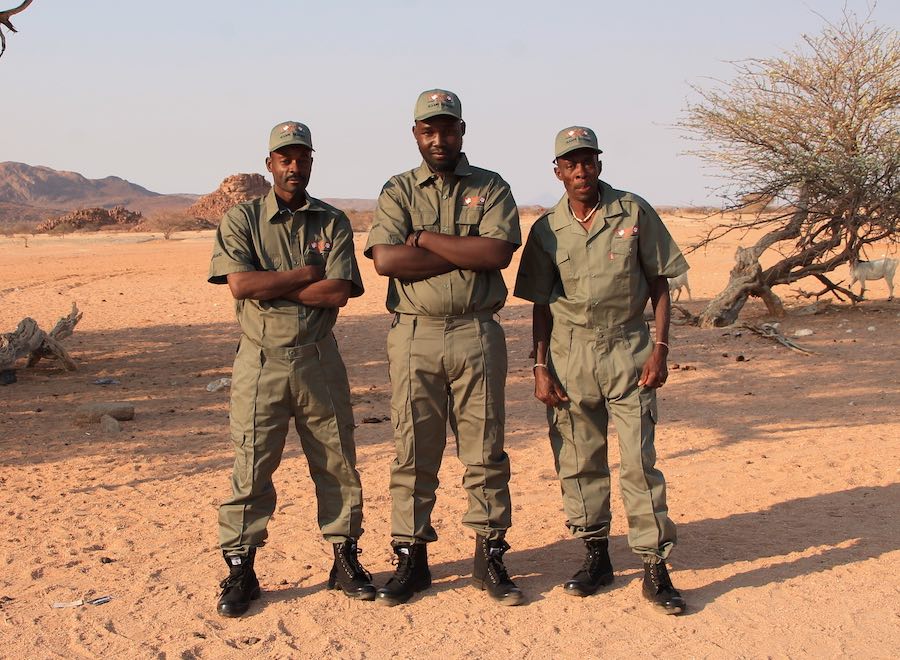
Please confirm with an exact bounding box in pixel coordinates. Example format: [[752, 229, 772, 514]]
[[514, 180, 688, 329], [208, 189, 364, 348], [364, 154, 521, 316]]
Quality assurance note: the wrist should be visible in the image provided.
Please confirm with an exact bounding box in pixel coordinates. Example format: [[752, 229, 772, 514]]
[[532, 362, 549, 373], [413, 229, 424, 248], [655, 341, 669, 352]]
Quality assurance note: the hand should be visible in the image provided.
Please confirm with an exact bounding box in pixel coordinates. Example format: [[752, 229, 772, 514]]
[[534, 367, 569, 407], [638, 348, 668, 388], [405, 230, 423, 248]]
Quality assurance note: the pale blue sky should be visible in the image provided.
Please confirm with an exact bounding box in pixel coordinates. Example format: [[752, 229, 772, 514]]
[[1, 1, 896, 206]]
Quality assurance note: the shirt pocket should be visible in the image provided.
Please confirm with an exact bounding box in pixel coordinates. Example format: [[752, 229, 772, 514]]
[[456, 206, 483, 236], [411, 209, 439, 231], [610, 237, 636, 257], [555, 249, 576, 281]]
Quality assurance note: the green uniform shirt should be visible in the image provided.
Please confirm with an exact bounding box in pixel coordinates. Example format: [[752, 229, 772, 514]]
[[364, 154, 521, 316], [208, 189, 364, 348], [514, 180, 688, 328]]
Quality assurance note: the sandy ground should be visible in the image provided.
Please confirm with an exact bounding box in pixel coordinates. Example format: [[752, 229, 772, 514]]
[[0, 215, 898, 659]]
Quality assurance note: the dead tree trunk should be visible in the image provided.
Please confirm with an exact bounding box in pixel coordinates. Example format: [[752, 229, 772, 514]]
[[698, 208, 806, 327], [0, 303, 83, 372]]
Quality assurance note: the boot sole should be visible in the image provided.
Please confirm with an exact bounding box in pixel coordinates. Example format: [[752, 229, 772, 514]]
[[650, 600, 685, 615], [375, 578, 432, 606], [327, 582, 377, 601], [217, 585, 261, 618], [471, 578, 525, 606], [563, 573, 614, 597]]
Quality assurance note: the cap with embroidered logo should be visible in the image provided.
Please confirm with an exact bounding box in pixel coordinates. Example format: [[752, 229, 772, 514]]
[[554, 126, 602, 159], [269, 121, 314, 153], [414, 89, 462, 121]]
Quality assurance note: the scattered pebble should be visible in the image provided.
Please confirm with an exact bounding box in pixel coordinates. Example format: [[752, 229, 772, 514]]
[[867, 326, 876, 332], [736, 355, 746, 362], [793, 329, 814, 337], [99, 415, 121, 433], [206, 378, 232, 393], [92, 378, 120, 385]]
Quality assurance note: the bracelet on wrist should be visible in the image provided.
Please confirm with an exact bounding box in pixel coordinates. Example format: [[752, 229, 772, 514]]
[[655, 341, 669, 349], [532, 363, 548, 371], [413, 229, 424, 248]]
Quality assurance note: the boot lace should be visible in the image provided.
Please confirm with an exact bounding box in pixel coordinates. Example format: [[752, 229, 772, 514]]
[[219, 569, 248, 593], [486, 540, 513, 584], [387, 547, 414, 585], [340, 543, 373, 581], [649, 562, 674, 592]]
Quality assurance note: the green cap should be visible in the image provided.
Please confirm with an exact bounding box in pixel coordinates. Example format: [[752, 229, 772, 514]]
[[414, 89, 462, 121], [269, 121, 314, 153], [554, 126, 602, 159]]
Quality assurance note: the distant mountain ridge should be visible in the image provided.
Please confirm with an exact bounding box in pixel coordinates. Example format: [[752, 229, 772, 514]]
[[0, 162, 198, 228], [0, 162, 377, 231]]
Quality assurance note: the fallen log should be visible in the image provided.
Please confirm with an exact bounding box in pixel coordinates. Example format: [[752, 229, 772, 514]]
[[0, 303, 82, 372]]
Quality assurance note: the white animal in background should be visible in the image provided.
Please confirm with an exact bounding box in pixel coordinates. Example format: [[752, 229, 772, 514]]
[[849, 257, 897, 300], [668, 272, 692, 301]]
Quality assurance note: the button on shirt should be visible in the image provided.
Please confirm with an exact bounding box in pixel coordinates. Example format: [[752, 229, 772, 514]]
[[208, 189, 364, 348], [364, 154, 521, 316], [514, 180, 688, 329]]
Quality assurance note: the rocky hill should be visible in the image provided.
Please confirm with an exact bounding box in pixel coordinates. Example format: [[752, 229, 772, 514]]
[[187, 174, 271, 221], [0, 162, 196, 230], [36, 206, 144, 233]]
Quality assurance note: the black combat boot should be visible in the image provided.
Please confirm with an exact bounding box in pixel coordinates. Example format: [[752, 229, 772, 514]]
[[217, 548, 260, 618], [328, 539, 376, 601], [472, 535, 524, 606], [375, 543, 431, 606], [564, 538, 614, 597], [642, 558, 686, 614]]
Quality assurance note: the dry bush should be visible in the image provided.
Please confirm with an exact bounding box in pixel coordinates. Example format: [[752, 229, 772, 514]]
[[143, 212, 203, 239], [679, 10, 899, 326]]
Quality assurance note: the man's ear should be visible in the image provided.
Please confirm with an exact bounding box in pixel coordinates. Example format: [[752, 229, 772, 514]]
[[460, 120, 466, 136], [265, 155, 273, 173], [554, 166, 563, 182]]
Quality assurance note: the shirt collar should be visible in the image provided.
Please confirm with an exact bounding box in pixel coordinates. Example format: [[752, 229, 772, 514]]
[[414, 153, 473, 186], [263, 188, 325, 222], [549, 179, 624, 232]]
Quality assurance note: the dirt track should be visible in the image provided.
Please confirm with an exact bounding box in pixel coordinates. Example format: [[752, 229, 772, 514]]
[[0, 219, 897, 658]]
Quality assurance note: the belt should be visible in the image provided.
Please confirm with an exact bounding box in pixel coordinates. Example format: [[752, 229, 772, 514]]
[[241, 334, 331, 360], [393, 310, 496, 326], [561, 317, 648, 342]]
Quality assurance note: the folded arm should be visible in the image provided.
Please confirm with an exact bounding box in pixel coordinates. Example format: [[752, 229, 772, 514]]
[[226, 266, 323, 301], [370, 243, 457, 281], [414, 231, 517, 271], [281, 279, 352, 308]]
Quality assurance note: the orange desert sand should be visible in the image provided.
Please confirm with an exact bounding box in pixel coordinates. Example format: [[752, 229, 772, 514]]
[[0, 213, 897, 658]]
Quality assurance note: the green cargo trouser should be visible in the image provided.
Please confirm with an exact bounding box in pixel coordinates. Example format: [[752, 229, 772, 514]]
[[387, 312, 512, 544], [548, 319, 676, 560], [218, 333, 364, 554]]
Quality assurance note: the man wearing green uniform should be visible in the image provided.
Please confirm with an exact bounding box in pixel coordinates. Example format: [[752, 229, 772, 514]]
[[208, 121, 375, 617], [365, 89, 523, 606], [514, 126, 688, 614]]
